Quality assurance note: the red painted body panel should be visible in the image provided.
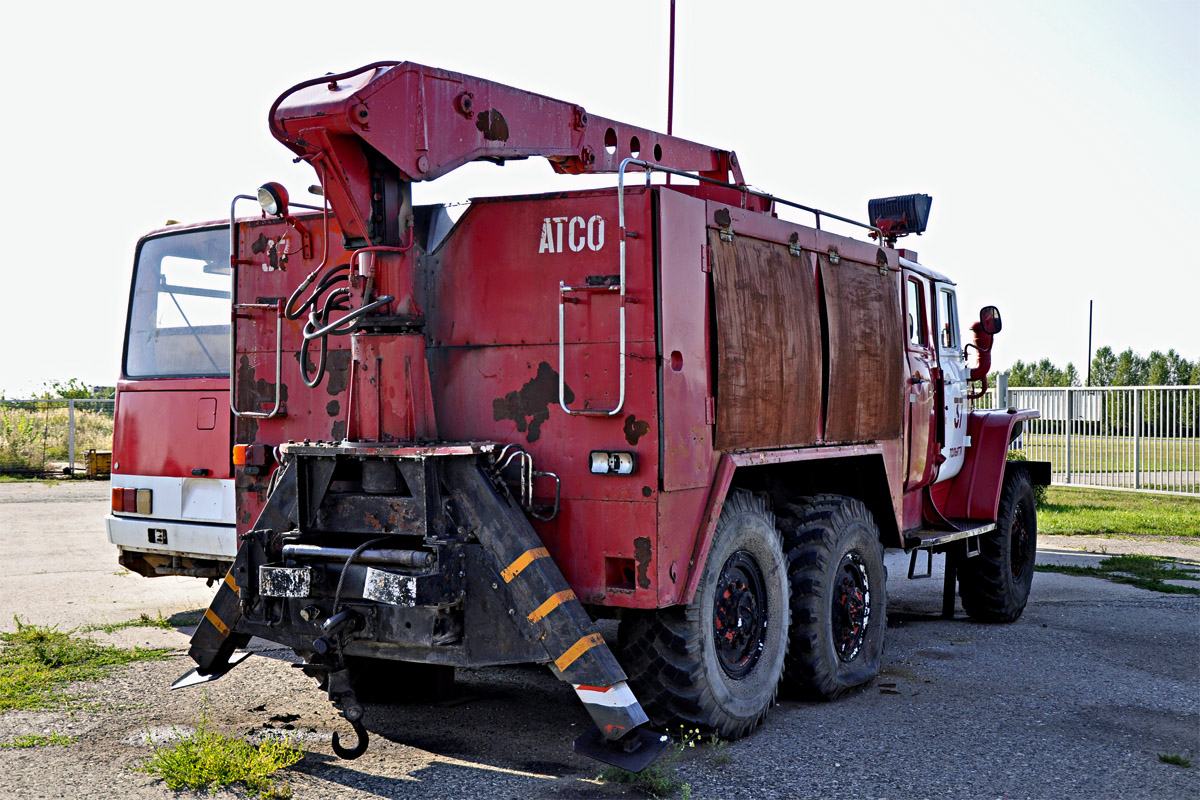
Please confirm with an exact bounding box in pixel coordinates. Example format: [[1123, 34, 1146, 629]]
[[231, 214, 355, 530], [656, 190, 713, 492], [112, 378, 231, 479]]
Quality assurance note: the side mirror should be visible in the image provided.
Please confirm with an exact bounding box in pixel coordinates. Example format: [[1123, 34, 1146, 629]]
[[979, 306, 1002, 335]]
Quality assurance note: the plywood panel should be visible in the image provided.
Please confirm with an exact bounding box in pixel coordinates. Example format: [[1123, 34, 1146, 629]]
[[711, 232, 821, 451], [821, 254, 904, 442]]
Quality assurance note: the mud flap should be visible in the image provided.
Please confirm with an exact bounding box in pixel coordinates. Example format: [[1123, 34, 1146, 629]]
[[174, 462, 299, 689], [445, 461, 666, 769], [171, 565, 252, 689]]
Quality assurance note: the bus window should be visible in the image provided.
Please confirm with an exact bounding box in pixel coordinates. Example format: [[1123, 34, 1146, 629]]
[[125, 228, 230, 378]]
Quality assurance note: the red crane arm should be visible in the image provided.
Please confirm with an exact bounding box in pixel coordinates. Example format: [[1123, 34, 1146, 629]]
[[270, 61, 745, 244]]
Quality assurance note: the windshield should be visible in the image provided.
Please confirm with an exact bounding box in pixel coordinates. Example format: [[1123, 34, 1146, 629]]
[[125, 227, 230, 378]]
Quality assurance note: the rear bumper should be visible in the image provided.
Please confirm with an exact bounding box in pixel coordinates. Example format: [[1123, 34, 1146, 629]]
[[106, 514, 237, 560]]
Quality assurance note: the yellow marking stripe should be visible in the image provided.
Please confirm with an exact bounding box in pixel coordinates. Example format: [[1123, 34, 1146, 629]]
[[204, 608, 230, 637], [528, 589, 576, 624], [501, 547, 549, 583], [224, 572, 238, 591], [555, 632, 605, 672]]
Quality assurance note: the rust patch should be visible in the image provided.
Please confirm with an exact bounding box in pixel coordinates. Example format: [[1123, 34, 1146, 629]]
[[326, 400, 340, 416], [623, 414, 650, 446], [325, 350, 352, 395], [236, 354, 288, 440], [642, 486, 652, 498], [250, 232, 283, 269], [633, 537, 652, 590], [493, 362, 573, 443], [331, 420, 347, 441], [476, 109, 510, 142], [714, 207, 732, 228]]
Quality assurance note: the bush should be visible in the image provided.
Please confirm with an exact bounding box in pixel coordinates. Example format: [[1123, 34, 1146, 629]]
[[1006, 450, 1047, 507]]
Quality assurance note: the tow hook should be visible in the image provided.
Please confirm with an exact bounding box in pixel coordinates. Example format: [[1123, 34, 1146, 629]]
[[312, 610, 370, 760]]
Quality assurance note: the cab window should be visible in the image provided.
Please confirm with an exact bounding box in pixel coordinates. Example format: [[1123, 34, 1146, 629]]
[[906, 278, 928, 347], [938, 287, 959, 349]]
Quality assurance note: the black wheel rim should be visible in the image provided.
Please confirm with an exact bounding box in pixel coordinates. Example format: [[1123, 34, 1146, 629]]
[[713, 550, 768, 679], [1011, 500, 1033, 578], [832, 553, 871, 662]]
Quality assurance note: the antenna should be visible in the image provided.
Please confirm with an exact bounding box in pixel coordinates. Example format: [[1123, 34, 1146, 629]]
[[666, 0, 676, 185], [668, 0, 676, 137]]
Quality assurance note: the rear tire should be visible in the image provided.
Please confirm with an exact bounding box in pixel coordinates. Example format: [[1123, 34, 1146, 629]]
[[617, 490, 788, 738], [778, 495, 887, 700], [959, 466, 1037, 622]]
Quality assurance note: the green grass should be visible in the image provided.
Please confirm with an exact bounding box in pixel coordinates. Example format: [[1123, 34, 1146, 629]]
[[0, 731, 76, 748], [1159, 753, 1193, 768], [0, 618, 169, 712], [1038, 487, 1200, 537], [135, 706, 303, 798], [599, 727, 715, 798], [81, 612, 174, 635], [0, 404, 112, 475], [1036, 554, 1200, 595]]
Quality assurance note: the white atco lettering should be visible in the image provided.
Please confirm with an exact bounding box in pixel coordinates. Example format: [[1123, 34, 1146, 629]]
[[538, 216, 606, 253], [569, 217, 586, 252], [538, 219, 555, 253], [587, 215, 604, 251]]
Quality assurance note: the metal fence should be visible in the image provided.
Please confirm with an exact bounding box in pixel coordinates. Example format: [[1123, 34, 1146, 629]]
[[978, 383, 1200, 496], [0, 398, 115, 477]]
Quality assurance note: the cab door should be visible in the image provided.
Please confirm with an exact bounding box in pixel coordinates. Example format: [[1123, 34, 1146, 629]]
[[903, 271, 938, 490], [933, 283, 968, 483]]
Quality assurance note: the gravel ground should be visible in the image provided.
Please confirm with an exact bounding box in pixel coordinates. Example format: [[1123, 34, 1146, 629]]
[[0, 481, 1196, 799]]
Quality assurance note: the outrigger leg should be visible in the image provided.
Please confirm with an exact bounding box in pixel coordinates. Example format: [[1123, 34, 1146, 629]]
[[448, 461, 669, 772]]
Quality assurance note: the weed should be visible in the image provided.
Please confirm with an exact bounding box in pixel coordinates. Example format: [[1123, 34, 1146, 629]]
[[1158, 753, 1192, 768], [135, 705, 303, 797], [708, 733, 732, 766], [82, 612, 174, 634], [1037, 554, 1200, 595], [0, 731, 76, 748], [1006, 451, 1047, 506], [598, 726, 704, 798], [0, 617, 169, 711]]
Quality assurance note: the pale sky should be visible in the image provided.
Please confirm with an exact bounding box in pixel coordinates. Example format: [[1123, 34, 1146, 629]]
[[1, 0, 1195, 395]]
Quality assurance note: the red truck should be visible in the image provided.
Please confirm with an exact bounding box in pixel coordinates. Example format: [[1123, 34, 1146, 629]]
[[175, 61, 1049, 770]]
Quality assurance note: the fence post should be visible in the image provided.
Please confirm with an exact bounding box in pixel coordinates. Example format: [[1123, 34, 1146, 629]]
[[1065, 388, 1073, 485], [68, 399, 75, 475], [998, 373, 1008, 409], [1133, 389, 1141, 490]]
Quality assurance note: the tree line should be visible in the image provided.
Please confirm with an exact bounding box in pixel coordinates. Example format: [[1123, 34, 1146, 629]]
[[997, 347, 1200, 388]]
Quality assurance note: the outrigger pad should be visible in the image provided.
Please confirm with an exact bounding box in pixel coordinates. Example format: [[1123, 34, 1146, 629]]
[[170, 651, 252, 690], [573, 725, 671, 773]]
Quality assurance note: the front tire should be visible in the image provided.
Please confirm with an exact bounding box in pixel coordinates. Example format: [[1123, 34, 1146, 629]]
[[618, 490, 789, 738], [959, 466, 1037, 622], [779, 495, 887, 700]]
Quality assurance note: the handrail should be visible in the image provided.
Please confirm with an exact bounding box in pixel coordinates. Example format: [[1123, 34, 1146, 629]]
[[229, 194, 285, 419]]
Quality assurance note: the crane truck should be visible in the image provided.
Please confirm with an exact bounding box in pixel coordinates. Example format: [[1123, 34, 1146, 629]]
[[172, 61, 1049, 771]]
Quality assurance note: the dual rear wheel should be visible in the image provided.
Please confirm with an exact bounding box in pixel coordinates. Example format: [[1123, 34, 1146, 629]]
[[618, 491, 887, 738]]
